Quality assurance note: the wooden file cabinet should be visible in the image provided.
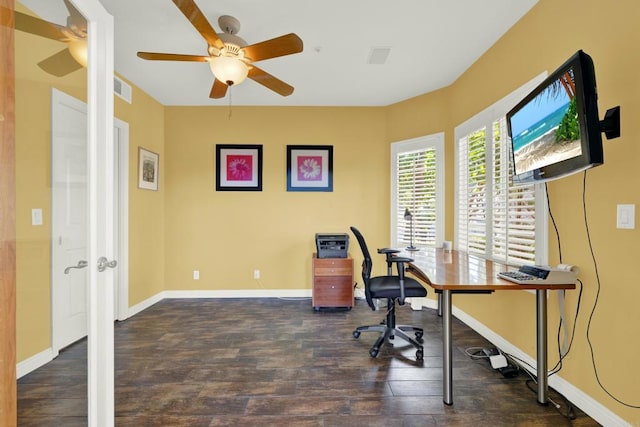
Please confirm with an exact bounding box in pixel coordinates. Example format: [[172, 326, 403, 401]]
[[312, 254, 353, 310]]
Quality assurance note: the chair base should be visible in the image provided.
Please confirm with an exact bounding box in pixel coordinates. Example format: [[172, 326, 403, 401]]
[[353, 298, 424, 360]]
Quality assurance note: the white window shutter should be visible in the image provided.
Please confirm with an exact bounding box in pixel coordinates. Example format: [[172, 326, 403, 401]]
[[391, 134, 444, 249], [456, 119, 539, 264]]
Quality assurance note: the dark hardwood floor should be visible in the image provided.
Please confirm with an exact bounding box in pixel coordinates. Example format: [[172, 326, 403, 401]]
[[18, 298, 600, 426]]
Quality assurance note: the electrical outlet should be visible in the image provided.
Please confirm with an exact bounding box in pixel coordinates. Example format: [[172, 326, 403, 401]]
[[253, 269, 260, 279], [193, 270, 200, 280]]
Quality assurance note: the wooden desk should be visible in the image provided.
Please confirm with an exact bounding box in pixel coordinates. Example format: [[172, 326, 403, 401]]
[[403, 249, 575, 406]]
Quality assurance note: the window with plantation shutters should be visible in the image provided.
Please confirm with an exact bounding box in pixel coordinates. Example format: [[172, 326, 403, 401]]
[[391, 134, 444, 249], [455, 74, 548, 265]]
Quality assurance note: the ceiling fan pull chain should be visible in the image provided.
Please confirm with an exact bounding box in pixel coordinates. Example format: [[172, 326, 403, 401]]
[[228, 87, 233, 120]]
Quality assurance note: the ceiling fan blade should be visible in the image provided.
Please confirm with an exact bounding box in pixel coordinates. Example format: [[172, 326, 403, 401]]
[[248, 66, 294, 97], [38, 48, 83, 77], [14, 10, 68, 41], [63, 0, 86, 31], [172, 0, 224, 50], [137, 51, 209, 62], [209, 78, 228, 99], [243, 33, 303, 62]]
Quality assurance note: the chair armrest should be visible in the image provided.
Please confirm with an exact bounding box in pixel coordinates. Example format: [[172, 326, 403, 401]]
[[387, 256, 414, 305], [377, 248, 400, 255], [378, 248, 401, 275], [388, 256, 414, 264]]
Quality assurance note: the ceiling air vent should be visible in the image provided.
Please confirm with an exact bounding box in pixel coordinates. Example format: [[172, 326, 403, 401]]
[[367, 47, 391, 65], [114, 75, 132, 104]]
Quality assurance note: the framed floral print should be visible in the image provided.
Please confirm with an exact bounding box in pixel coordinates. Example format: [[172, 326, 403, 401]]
[[286, 145, 333, 192], [216, 144, 263, 191], [138, 147, 159, 191]]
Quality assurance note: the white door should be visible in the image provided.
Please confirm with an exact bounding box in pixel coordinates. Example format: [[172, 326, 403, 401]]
[[51, 89, 89, 351], [17, 0, 115, 424], [51, 95, 129, 344]]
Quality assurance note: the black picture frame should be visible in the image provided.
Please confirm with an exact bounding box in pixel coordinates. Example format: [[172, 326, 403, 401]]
[[215, 144, 263, 191], [286, 145, 333, 192]]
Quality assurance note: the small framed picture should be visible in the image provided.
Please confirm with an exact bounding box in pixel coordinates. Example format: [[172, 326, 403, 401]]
[[287, 145, 333, 192], [216, 144, 263, 191], [138, 147, 159, 191]]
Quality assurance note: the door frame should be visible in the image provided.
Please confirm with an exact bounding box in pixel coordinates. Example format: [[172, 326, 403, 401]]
[[114, 117, 129, 321], [71, 0, 115, 424], [0, 0, 17, 424]]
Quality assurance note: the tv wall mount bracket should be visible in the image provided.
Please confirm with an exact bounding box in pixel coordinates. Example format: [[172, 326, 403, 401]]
[[600, 106, 620, 140]]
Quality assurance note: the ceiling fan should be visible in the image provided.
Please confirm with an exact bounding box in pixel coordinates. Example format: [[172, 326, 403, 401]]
[[137, 0, 303, 99], [13, 0, 88, 77]]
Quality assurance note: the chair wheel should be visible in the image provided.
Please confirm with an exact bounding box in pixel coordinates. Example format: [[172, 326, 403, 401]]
[[370, 348, 379, 358], [416, 336, 424, 344], [416, 331, 423, 340], [416, 348, 424, 361], [353, 331, 361, 339]]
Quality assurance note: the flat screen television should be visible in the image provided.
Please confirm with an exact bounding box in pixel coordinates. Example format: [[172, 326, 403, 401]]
[[506, 50, 604, 184]]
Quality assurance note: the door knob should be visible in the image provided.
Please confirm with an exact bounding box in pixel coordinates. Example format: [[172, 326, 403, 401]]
[[64, 260, 89, 274], [97, 256, 118, 272]]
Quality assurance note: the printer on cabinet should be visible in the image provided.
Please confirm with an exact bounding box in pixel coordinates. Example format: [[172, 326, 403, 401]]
[[315, 233, 349, 258]]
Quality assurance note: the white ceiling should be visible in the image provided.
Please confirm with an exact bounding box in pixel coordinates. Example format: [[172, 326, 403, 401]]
[[23, 0, 539, 107]]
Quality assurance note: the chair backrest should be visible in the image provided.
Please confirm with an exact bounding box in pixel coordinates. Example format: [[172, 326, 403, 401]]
[[350, 226, 376, 310]]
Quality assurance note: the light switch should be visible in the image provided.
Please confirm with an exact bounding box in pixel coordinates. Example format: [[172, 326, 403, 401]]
[[617, 204, 635, 229], [31, 208, 43, 226]]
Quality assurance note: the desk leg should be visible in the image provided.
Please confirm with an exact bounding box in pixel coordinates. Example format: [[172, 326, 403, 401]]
[[442, 289, 453, 405], [437, 292, 443, 317], [536, 289, 548, 404]]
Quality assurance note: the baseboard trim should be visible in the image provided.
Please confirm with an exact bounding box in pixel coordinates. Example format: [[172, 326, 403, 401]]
[[126, 291, 165, 318], [17, 347, 55, 379], [452, 305, 630, 427], [162, 289, 313, 299], [127, 289, 313, 318]]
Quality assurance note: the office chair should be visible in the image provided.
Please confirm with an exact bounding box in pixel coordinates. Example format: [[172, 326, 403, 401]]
[[350, 226, 427, 360]]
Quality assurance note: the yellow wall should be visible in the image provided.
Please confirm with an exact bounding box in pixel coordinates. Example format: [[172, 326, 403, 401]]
[[113, 78, 165, 307], [389, 0, 640, 423], [163, 106, 390, 290]]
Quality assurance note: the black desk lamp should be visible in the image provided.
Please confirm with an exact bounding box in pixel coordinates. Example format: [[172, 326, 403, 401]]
[[404, 208, 418, 251]]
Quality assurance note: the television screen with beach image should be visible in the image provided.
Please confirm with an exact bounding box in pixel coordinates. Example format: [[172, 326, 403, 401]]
[[509, 68, 583, 176]]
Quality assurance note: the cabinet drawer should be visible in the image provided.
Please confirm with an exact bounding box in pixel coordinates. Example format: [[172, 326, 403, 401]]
[[313, 258, 351, 268], [312, 277, 353, 307], [314, 266, 352, 276], [313, 258, 353, 276], [313, 276, 352, 291]]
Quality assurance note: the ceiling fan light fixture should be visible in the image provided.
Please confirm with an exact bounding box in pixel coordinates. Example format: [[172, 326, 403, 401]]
[[68, 39, 88, 67], [209, 55, 249, 86]]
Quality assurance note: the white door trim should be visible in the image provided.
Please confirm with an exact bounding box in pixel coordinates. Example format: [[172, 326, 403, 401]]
[[114, 118, 129, 321]]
